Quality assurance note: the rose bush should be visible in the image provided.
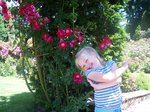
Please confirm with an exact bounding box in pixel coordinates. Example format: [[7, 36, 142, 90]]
[[0, 0, 127, 111]]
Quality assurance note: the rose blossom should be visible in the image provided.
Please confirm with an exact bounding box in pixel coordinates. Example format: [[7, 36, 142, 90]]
[[77, 36, 84, 42], [69, 39, 78, 48], [45, 36, 53, 44], [43, 17, 50, 24], [31, 19, 41, 31], [98, 41, 106, 50], [98, 36, 112, 50], [14, 46, 22, 56], [102, 36, 112, 47], [65, 27, 72, 37], [0, 47, 9, 58], [56, 28, 66, 39], [41, 33, 53, 44], [19, 3, 40, 23], [73, 73, 83, 84], [58, 40, 68, 49]]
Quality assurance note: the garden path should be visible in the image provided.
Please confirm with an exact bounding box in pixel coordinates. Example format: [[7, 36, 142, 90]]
[[122, 98, 150, 112], [122, 90, 150, 112]]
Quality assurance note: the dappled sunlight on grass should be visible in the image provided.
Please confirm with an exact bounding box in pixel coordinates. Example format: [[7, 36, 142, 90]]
[[0, 76, 34, 112], [0, 92, 34, 112], [0, 76, 30, 96]]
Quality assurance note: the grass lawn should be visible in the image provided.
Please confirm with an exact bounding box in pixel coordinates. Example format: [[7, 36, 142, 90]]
[[0, 76, 34, 112]]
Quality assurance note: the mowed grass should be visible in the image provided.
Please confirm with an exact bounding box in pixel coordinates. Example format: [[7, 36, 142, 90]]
[[0, 76, 34, 112]]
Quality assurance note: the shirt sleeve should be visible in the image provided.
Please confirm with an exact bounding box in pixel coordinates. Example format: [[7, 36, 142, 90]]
[[84, 60, 116, 77]]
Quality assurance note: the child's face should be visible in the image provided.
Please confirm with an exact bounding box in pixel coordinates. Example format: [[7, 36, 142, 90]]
[[77, 54, 101, 71]]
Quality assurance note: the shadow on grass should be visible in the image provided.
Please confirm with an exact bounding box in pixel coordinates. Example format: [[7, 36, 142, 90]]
[[0, 92, 34, 112]]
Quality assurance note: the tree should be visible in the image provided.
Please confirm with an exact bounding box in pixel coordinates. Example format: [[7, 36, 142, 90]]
[[125, 0, 150, 37], [141, 11, 150, 31]]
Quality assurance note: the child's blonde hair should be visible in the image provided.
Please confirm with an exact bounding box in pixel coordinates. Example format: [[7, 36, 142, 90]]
[[75, 46, 103, 69]]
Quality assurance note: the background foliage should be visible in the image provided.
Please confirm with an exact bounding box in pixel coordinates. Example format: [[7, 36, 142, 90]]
[[0, 56, 17, 77], [125, 0, 150, 38], [122, 39, 150, 92]]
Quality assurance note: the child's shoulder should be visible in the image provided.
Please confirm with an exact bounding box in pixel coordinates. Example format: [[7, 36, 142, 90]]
[[84, 60, 116, 77], [107, 59, 115, 62], [105, 60, 116, 65]]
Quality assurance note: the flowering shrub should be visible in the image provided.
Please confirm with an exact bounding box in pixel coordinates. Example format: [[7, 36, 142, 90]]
[[123, 39, 150, 72], [0, 46, 9, 58], [136, 72, 150, 90], [0, 41, 22, 59], [122, 39, 150, 92], [0, 0, 127, 111]]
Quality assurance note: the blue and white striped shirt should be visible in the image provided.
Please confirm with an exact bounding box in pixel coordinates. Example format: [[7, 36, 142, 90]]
[[85, 60, 122, 109]]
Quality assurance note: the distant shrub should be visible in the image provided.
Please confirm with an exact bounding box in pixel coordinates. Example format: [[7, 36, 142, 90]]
[[129, 64, 139, 73], [121, 71, 138, 92], [136, 72, 150, 90], [123, 39, 150, 73], [0, 56, 17, 77], [140, 28, 150, 39], [133, 25, 141, 40], [141, 62, 150, 73]]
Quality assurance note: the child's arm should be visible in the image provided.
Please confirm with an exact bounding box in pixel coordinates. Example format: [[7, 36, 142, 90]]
[[87, 62, 128, 83], [87, 77, 122, 90]]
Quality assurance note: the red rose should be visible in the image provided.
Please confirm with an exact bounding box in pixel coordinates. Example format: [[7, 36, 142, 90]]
[[58, 40, 68, 49], [69, 39, 78, 48], [41, 33, 53, 44], [25, 3, 36, 16], [43, 17, 50, 24], [73, 73, 83, 84], [56, 28, 66, 39], [98, 41, 107, 50], [0, 1, 7, 11], [98, 36, 112, 50], [31, 20, 41, 31], [102, 36, 112, 47], [19, 3, 40, 21], [65, 27, 72, 36], [3, 13, 10, 21], [45, 36, 53, 44], [42, 33, 49, 40], [77, 36, 84, 42], [19, 6, 25, 15]]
